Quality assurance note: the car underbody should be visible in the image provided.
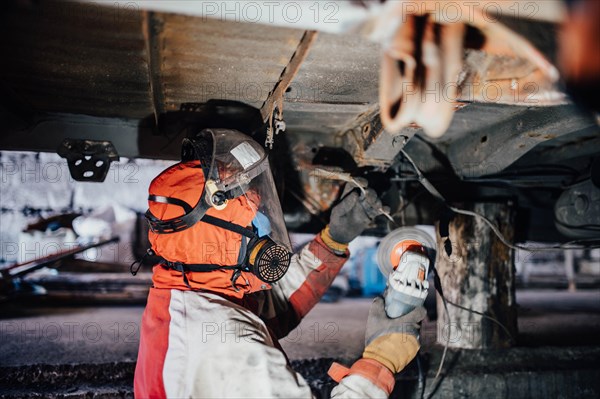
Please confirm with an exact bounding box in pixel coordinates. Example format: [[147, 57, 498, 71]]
[[0, 2, 599, 398], [0, 0, 598, 244]]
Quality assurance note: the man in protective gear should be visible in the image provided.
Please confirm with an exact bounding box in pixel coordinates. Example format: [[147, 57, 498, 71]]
[[134, 128, 425, 398]]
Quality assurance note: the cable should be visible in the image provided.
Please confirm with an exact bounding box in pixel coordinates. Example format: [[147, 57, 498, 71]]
[[423, 293, 450, 399], [423, 266, 515, 398], [449, 206, 600, 251], [401, 147, 582, 396], [422, 297, 515, 399], [402, 146, 587, 396], [400, 149, 600, 251], [446, 299, 515, 343], [400, 150, 446, 203], [421, 266, 450, 399], [416, 353, 425, 399]]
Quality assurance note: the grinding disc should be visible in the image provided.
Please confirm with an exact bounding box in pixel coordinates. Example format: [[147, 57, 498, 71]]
[[376, 227, 435, 277]]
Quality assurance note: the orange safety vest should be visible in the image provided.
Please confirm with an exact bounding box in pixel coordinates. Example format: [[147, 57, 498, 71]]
[[148, 160, 271, 297]]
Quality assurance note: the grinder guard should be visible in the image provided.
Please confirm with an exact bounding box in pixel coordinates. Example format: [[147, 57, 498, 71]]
[[377, 227, 436, 318]]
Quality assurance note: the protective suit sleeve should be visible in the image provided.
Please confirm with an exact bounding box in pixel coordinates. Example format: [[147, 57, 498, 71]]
[[247, 233, 349, 338]]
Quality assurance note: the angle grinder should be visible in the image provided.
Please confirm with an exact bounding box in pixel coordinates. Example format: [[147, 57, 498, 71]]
[[376, 227, 435, 318]]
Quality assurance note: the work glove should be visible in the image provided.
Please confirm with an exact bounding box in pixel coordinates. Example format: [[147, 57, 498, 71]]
[[362, 296, 426, 373], [327, 297, 426, 395], [327, 187, 383, 245]]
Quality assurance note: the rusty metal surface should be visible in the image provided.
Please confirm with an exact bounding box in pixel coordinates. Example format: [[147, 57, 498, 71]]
[[282, 102, 368, 139], [0, 1, 306, 120], [445, 104, 597, 177], [0, 0, 595, 190], [285, 32, 380, 105], [339, 108, 418, 169], [0, 1, 153, 119], [260, 30, 319, 121], [283, 134, 346, 215], [281, 32, 379, 138], [155, 13, 304, 111]]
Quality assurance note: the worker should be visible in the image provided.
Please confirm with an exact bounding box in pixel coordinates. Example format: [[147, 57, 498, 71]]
[[133, 128, 426, 398]]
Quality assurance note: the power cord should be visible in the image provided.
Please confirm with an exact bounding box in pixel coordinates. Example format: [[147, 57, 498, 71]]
[[400, 149, 555, 398], [448, 206, 600, 251], [423, 292, 450, 399], [422, 265, 514, 399], [400, 149, 600, 251], [446, 299, 515, 343], [416, 353, 425, 399]]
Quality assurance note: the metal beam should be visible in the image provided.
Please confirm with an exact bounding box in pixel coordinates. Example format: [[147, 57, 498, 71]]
[[0, 113, 181, 160], [447, 104, 597, 177], [339, 108, 420, 170], [260, 30, 318, 122]]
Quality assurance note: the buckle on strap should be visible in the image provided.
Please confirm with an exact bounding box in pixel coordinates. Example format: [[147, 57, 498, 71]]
[[162, 260, 185, 273], [130, 248, 156, 276]]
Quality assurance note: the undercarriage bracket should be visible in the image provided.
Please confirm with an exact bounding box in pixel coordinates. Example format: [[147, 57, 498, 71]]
[[57, 138, 119, 182]]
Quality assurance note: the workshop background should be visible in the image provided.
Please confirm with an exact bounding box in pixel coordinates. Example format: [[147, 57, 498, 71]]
[[0, 151, 598, 398]]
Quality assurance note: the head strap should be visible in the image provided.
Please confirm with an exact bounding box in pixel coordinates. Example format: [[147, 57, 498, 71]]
[[145, 131, 218, 234]]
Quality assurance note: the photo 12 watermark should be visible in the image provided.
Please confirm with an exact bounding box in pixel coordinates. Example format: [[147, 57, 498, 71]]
[[194, 1, 340, 25], [0, 160, 141, 185], [0, 321, 140, 344], [397, 1, 542, 24], [1, 240, 136, 265]]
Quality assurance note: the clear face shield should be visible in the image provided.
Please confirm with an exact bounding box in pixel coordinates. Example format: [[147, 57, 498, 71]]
[[147, 128, 292, 283], [204, 128, 292, 252]]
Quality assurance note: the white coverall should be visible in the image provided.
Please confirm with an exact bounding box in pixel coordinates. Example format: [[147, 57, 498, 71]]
[[134, 235, 391, 398]]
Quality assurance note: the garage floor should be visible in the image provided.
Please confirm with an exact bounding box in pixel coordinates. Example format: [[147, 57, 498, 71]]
[[0, 289, 599, 397], [1, 289, 599, 366]]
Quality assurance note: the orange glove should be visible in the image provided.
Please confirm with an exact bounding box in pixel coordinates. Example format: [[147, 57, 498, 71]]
[[329, 297, 426, 395]]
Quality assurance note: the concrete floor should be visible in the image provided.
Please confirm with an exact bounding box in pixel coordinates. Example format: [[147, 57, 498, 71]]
[[0, 289, 599, 398], [0, 289, 598, 366]]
